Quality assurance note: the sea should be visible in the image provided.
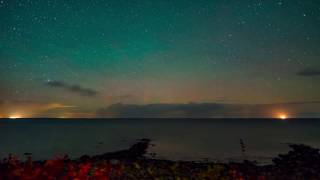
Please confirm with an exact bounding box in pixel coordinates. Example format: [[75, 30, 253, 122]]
[[0, 118, 319, 164]]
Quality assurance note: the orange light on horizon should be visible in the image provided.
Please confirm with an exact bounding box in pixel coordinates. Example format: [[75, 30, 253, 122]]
[[278, 113, 288, 120], [9, 114, 22, 119]]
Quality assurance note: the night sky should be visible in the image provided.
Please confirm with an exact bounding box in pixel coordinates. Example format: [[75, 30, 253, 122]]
[[1, 0, 320, 118]]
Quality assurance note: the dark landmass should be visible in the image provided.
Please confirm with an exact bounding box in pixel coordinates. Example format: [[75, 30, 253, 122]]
[[1, 139, 320, 179], [1, 117, 320, 119]]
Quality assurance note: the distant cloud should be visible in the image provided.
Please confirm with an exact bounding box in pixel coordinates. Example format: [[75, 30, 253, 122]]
[[0, 100, 76, 118], [117, 94, 134, 99], [96, 102, 320, 118], [297, 68, 320, 77], [45, 103, 77, 109], [1, 100, 319, 118], [270, 101, 320, 105], [96, 103, 267, 118], [46, 80, 98, 97]]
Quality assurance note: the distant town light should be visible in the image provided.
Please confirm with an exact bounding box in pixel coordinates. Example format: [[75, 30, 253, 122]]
[[279, 114, 288, 120], [9, 114, 22, 119]]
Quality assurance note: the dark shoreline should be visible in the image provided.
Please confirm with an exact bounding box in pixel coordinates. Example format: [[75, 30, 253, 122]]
[[1, 118, 320, 120], [1, 139, 320, 179]]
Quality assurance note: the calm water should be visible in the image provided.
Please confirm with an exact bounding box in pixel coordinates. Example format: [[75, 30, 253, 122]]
[[0, 118, 319, 163]]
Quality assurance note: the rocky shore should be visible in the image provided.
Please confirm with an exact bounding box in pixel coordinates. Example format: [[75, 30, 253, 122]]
[[1, 139, 320, 179]]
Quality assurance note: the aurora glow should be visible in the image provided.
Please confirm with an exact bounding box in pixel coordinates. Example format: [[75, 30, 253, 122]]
[[1, 0, 320, 118]]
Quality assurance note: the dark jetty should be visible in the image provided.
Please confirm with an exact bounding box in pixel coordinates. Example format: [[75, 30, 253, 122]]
[[1, 141, 320, 179], [89, 138, 150, 161]]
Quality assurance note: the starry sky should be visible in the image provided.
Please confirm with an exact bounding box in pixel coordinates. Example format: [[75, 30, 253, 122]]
[[1, 0, 320, 118]]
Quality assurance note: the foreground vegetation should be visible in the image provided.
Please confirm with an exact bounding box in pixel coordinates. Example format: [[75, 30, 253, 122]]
[[1, 139, 320, 179]]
